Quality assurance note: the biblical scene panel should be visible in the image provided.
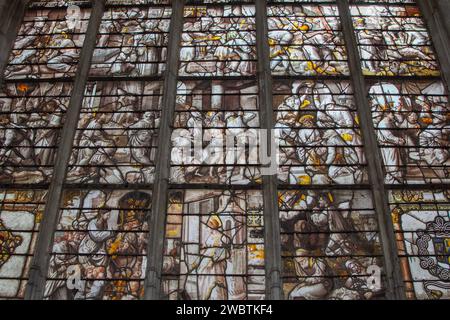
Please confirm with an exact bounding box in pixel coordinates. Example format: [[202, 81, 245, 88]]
[[161, 189, 265, 300], [351, 5, 439, 76], [274, 80, 369, 185], [171, 80, 261, 185], [368, 81, 449, 184], [0, 82, 72, 184], [66, 81, 163, 184], [90, 5, 171, 78], [44, 189, 151, 300], [279, 189, 385, 299], [267, 4, 348, 76], [179, 5, 257, 77], [5, 6, 91, 80]]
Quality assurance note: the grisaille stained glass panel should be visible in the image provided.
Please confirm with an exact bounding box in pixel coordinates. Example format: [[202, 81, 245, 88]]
[[106, 1, 171, 4], [273, 80, 369, 185], [171, 80, 261, 185], [179, 5, 257, 77], [44, 189, 151, 300], [368, 81, 449, 185], [161, 189, 265, 300], [90, 6, 171, 78], [66, 81, 162, 184], [0, 190, 46, 299], [5, 6, 91, 80], [47, 1, 172, 300], [351, 5, 440, 77], [163, 1, 265, 301], [0, 82, 72, 184], [279, 189, 385, 300], [267, 4, 348, 76], [271, 0, 385, 300]]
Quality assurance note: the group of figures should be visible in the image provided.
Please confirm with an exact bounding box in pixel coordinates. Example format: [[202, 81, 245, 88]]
[[44, 190, 151, 300], [268, 5, 349, 76], [90, 6, 171, 77], [66, 81, 162, 184], [352, 5, 439, 76], [275, 80, 367, 186], [162, 189, 266, 300], [5, 7, 89, 80], [171, 80, 261, 185], [279, 189, 383, 300], [179, 5, 257, 77], [0, 82, 72, 184], [370, 81, 449, 184]]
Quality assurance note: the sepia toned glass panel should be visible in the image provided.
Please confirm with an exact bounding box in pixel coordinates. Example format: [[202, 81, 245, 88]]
[[368, 81, 449, 185], [279, 189, 386, 299], [161, 189, 265, 300], [267, 4, 348, 76], [351, 4, 440, 77], [90, 5, 172, 78], [273, 80, 369, 185], [179, 5, 257, 77], [66, 81, 163, 184], [44, 189, 152, 300], [5, 6, 91, 80]]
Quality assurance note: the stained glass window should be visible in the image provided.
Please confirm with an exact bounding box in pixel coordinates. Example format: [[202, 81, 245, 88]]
[[268, 4, 348, 76], [0, 0, 448, 301], [162, 189, 265, 300], [351, 4, 439, 76]]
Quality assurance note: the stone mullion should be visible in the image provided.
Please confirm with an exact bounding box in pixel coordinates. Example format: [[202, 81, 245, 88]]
[[143, 0, 184, 300], [255, 0, 283, 300]]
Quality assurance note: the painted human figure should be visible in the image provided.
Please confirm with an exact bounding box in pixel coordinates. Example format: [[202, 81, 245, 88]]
[[288, 248, 332, 300], [128, 111, 155, 165], [196, 215, 230, 300]]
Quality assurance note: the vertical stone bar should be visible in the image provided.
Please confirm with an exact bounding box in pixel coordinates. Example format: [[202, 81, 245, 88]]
[[24, 0, 106, 300], [337, 0, 406, 300], [143, 0, 184, 300], [416, 0, 450, 93], [0, 0, 28, 87], [255, 0, 282, 300]]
